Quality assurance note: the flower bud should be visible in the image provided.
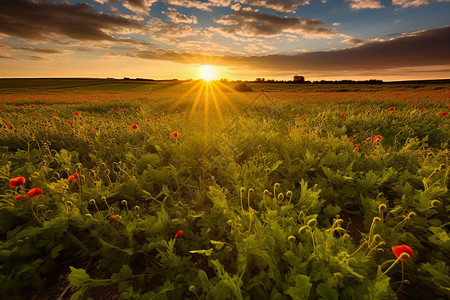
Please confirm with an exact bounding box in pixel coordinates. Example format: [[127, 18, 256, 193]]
[[431, 200, 440, 208], [89, 199, 96, 205], [298, 226, 308, 235], [400, 253, 410, 261], [288, 236, 296, 243], [407, 212, 416, 219], [373, 234, 382, 243], [189, 286, 196, 293], [378, 204, 387, 212], [307, 219, 317, 228]]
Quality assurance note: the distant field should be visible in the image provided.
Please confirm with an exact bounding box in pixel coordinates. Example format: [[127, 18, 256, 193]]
[[2, 78, 450, 93], [0, 79, 449, 299]]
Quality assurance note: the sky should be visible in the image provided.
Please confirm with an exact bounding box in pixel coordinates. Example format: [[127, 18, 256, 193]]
[[0, 0, 449, 81]]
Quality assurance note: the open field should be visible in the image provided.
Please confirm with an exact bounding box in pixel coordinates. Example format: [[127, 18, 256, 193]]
[[0, 79, 449, 299]]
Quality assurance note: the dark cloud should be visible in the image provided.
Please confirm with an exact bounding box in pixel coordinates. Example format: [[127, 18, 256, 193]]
[[0, 54, 18, 60], [215, 10, 338, 37], [29, 55, 48, 61], [11, 47, 69, 54], [120, 26, 450, 72], [237, 0, 310, 13], [0, 0, 145, 42]]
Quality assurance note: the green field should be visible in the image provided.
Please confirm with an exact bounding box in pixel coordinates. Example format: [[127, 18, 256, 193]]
[[0, 79, 449, 299]]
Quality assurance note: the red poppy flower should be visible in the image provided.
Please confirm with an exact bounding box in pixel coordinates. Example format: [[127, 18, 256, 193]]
[[440, 112, 448, 117], [27, 187, 43, 198], [354, 143, 360, 151], [10, 176, 26, 188], [341, 112, 346, 116], [109, 215, 118, 223], [422, 108, 426, 111], [91, 128, 96, 132], [69, 173, 78, 182], [67, 119, 72, 124], [131, 124, 138, 130], [171, 131, 179, 137], [388, 107, 394, 111], [373, 135, 382, 142], [349, 136, 356, 142], [392, 245, 413, 262], [15, 195, 26, 200], [3, 120, 13, 129], [73, 112, 81, 116], [174, 230, 183, 239]]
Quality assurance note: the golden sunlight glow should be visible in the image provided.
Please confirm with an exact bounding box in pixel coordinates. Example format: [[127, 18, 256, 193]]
[[199, 65, 217, 81]]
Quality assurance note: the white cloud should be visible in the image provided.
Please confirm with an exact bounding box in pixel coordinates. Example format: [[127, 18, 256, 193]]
[[164, 7, 198, 24], [346, 0, 384, 10], [392, 0, 430, 7], [164, 0, 212, 11], [209, 0, 232, 6]]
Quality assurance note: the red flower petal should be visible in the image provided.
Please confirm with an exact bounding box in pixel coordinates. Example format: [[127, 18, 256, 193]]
[[392, 245, 413, 262], [174, 230, 183, 239], [10, 176, 26, 188], [27, 187, 43, 198], [131, 124, 138, 130], [171, 131, 178, 137]]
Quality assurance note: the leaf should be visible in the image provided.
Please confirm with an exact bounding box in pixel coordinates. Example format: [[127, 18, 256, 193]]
[[50, 243, 65, 259], [267, 160, 283, 175], [316, 278, 338, 300], [210, 240, 227, 250], [189, 211, 205, 218], [68, 267, 92, 288], [419, 262, 450, 291], [98, 238, 134, 255], [198, 269, 210, 288], [189, 248, 214, 256], [162, 185, 170, 196], [111, 265, 133, 282], [285, 274, 312, 300]]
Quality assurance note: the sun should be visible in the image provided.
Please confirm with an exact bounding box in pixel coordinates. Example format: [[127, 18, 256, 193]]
[[199, 65, 217, 81]]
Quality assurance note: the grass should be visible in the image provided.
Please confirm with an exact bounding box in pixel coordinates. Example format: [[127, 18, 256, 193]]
[[0, 79, 449, 299]]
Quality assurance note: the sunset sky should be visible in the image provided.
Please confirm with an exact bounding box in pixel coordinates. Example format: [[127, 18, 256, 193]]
[[1, 0, 449, 81]]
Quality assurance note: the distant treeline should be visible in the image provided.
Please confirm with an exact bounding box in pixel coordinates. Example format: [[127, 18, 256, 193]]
[[247, 78, 383, 84]]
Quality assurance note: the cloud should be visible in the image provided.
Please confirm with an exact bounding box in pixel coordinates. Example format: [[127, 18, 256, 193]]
[[29, 55, 48, 61], [0, 0, 145, 42], [209, 0, 233, 6], [164, 7, 198, 24], [147, 17, 198, 41], [214, 11, 339, 38], [392, 0, 430, 7], [11, 47, 71, 55], [346, 0, 384, 9], [236, 0, 310, 13], [342, 37, 384, 45], [117, 26, 450, 73], [119, 0, 157, 14], [164, 0, 212, 11]]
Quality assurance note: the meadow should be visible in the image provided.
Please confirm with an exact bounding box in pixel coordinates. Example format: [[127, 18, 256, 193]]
[[0, 79, 449, 299]]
